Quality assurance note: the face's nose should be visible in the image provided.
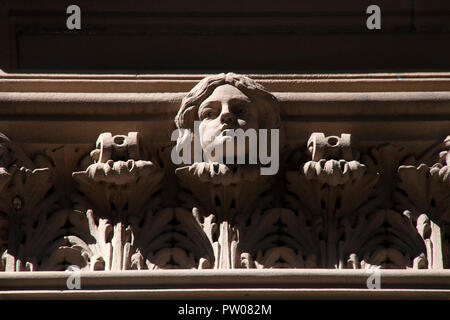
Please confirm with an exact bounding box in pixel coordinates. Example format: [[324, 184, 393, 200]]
[[219, 104, 236, 125]]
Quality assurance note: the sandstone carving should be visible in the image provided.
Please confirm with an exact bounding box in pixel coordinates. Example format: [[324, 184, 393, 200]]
[[395, 135, 450, 269], [0, 134, 69, 271], [303, 133, 364, 186], [174, 73, 280, 269], [0, 73, 448, 272], [285, 133, 429, 269], [68, 132, 212, 270]]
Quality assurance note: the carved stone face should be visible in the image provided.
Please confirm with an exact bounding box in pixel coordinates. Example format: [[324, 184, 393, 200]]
[[197, 84, 259, 162]]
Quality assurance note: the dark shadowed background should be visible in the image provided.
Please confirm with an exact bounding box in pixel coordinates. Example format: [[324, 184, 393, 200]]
[[0, 0, 450, 73]]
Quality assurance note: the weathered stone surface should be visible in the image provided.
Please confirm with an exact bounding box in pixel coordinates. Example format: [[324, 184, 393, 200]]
[[0, 73, 448, 272]]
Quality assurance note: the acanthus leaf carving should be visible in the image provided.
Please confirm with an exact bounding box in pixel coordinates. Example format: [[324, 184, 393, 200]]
[[285, 132, 385, 268], [68, 132, 212, 271], [239, 208, 319, 269], [284, 133, 430, 269], [176, 163, 273, 269], [0, 134, 68, 271], [395, 135, 450, 268]]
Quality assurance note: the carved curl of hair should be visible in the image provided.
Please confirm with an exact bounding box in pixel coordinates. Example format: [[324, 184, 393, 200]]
[[175, 73, 280, 131]]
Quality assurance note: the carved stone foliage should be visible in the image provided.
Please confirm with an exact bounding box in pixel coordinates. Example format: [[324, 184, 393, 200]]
[[284, 134, 433, 269], [0, 134, 69, 271], [67, 132, 212, 270], [176, 163, 274, 269], [395, 136, 450, 269], [0, 73, 448, 272]]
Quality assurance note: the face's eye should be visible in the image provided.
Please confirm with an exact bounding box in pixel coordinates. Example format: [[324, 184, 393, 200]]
[[236, 106, 247, 116], [200, 108, 216, 120]]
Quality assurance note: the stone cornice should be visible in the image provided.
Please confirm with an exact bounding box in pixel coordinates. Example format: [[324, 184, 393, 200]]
[[0, 72, 449, 299], [0, 89, 449, 144], [2, 72, 450, 92], [0, 270, 449, 299]]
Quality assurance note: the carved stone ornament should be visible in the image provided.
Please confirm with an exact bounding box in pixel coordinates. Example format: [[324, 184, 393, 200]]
[[174, 73, 280, 269], [68, 132, 213, 270], [0, 133, 69, 271], [0, 73, 448, 272], [285, 134, 430, 269]]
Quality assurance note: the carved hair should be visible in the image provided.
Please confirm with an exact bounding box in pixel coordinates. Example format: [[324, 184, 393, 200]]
[[175, 73, 280, 131]]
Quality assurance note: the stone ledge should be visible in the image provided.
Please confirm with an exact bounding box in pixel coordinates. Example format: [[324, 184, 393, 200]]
[[0, 270, 449, 299], [0, 90, 449, 144], [2, 72, 450, 92], [2, 91, 450, 116], [2, 289, 450, 300]]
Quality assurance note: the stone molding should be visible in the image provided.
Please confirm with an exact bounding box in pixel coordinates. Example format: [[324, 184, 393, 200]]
[[0, 270, 449, 299], [3, 72, 450, 93], [0, 72, 449, 298]]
